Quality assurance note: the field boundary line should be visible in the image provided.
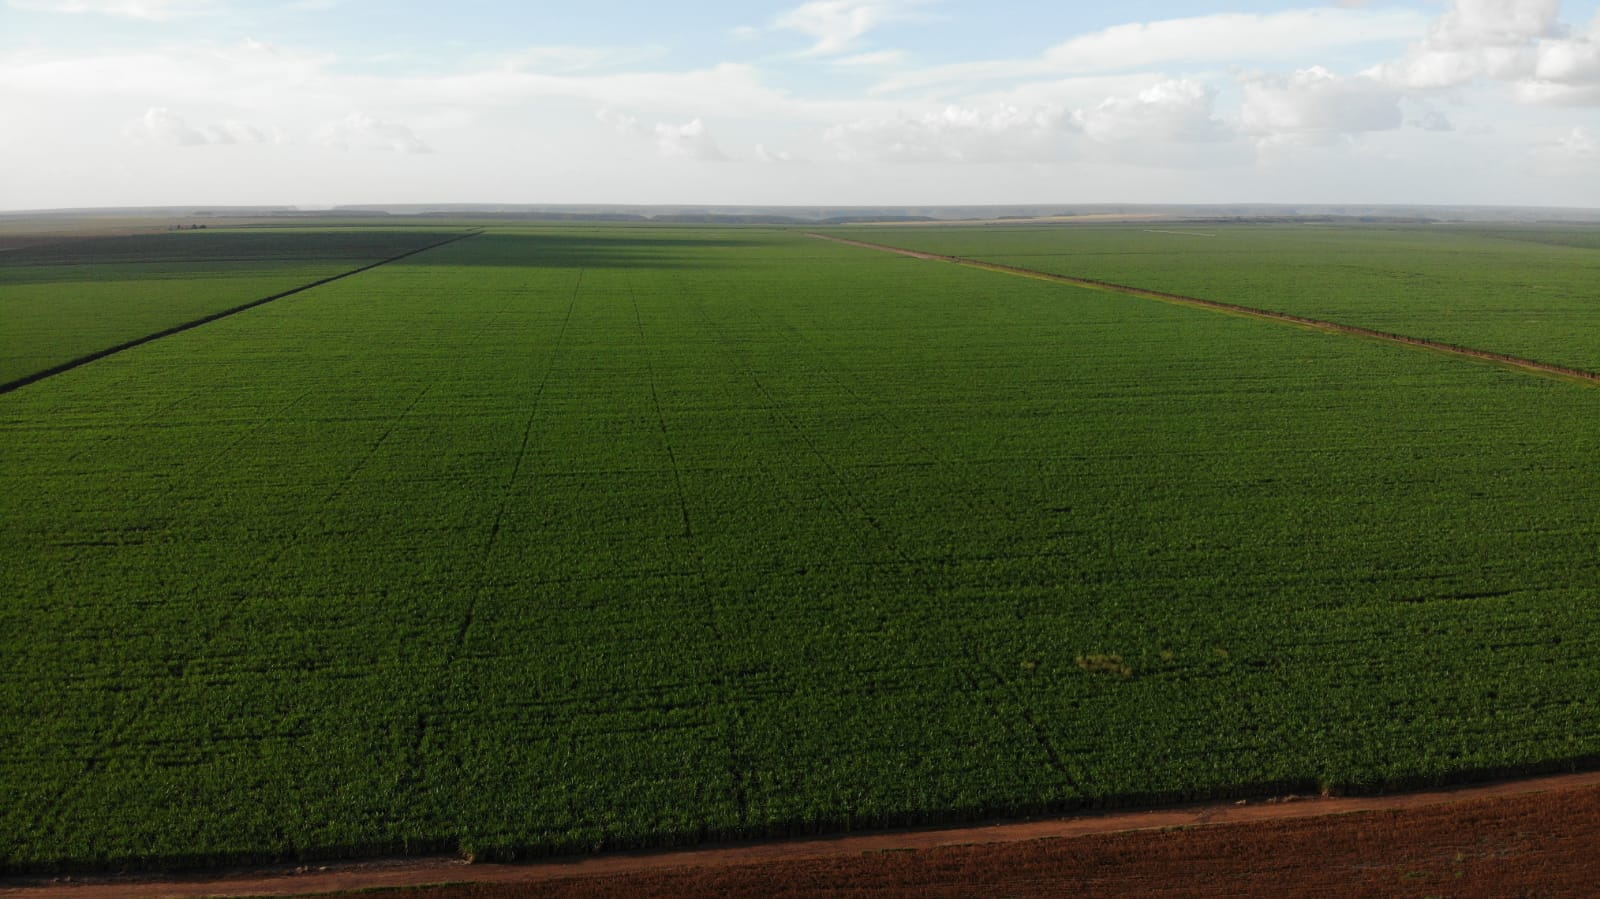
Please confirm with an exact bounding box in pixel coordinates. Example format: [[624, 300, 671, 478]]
[[8, 768, 1600, 897], [0, 229, 484, 396], [805, 232, 1600, 387]]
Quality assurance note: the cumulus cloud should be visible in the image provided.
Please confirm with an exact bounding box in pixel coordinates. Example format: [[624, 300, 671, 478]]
[[754, 143, 802, 164], [653, 118, 727, 161], [1555, 125, 1598, 156], [598, 109, 727, 161], [1242, 66, 1403, 145], [1066, 80, 1255, 168], [773, 0, 926, 57], [1373, 0, 1600, 104], [823, 82, 1248, 168], [1074, 79, 1230, 144], [1407, 108, 1455, 132], [825, 104, 1074, 163], [125, 107, 267, 146], [313, 113, 430, 154], [1536, 34, 1600, 80], [1513, 79, 1600, 105], [1427, 0, 1563, 50], [1528, 124, 1600, 174], [127, 107, 205, 145], [6, 0, 210, 18]]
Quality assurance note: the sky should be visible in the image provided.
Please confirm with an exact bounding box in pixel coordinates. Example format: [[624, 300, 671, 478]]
[[2, 0, 1598, 210]]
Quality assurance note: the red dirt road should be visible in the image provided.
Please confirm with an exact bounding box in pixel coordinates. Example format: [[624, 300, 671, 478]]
[[6, 770, 1600, 898]]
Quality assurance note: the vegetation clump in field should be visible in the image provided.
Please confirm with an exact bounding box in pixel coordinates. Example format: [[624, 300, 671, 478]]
[[1075, 655, 1133, 678]]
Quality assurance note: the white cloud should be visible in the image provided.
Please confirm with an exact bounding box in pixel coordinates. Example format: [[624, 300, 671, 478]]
[[1407, 108, 1455, 132], [598, 109, 727, 161], [4, 5, 1596, 210], [1074, 79, 1230, 145], [1557, 125, 1598, 156], [1073, 80, 1252, 169], [313, 113, 430, 154], [754, 143, 802, 164], [825, 103, 1075, 163], [1529, 124, 1600, 174], [1242, 66, 1403, 145], [1534, 33, 1600, 82], [125, 107, 267, 146], [653, 118, 727, 161], [773, 0, 926, 57], [1514, 79, 1600, 104], [1427, 0, 1562, 50], [6, 0, 210, 19], [875, 8, 1429, 94], [595, 107, 643, 135], [1373, 0, 1600, 104], [126, 106, 206, 145]]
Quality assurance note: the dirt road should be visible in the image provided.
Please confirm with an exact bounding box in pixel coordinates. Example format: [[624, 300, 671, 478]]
[[805, 232, 1600, 387], [7, 770, 1599, 898]]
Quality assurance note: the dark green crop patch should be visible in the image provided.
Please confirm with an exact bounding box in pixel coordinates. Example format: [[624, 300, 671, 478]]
[[0, 227, 465, 387]]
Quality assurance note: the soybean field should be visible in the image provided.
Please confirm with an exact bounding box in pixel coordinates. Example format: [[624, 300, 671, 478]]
[[827, 223, 1600, 372], [4, 223, 1600, 872]]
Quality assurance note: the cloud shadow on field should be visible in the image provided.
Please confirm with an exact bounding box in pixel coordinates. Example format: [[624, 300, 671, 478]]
[[0, 229, 768, 284], [401, 231, 765, 271]]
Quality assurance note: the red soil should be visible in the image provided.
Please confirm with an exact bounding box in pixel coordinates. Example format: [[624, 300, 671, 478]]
[[7, 771, 1599, 898], [372, 778, 1600, 898]]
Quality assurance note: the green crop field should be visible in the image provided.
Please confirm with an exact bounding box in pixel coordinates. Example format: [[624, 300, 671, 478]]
[[0, 228, 465, 388], [826, 223, 1600, 372], [4, 224, 1600, 873]]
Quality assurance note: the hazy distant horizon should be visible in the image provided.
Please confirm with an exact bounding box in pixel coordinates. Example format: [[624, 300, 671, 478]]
[[8, 202, 1600, 224], [4, 0, 1598, 210]]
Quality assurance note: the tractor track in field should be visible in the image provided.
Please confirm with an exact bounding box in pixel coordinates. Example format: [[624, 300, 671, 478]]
[[0, 229, 484, 397], [806, 233, 1600, 387], [6, 769, 1600, 897]]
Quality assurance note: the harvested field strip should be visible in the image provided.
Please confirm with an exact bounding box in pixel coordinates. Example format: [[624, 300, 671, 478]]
[[0, 230, 481, 396], [805, 232, 1600, 387], [7, 770, 1599, 898]]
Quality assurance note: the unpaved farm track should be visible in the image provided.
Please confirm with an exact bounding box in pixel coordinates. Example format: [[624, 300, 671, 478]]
[[6, 770, 1600, 898], [807, 233, 1600, 387]]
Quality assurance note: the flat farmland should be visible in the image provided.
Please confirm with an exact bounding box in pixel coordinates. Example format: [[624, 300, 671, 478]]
[[5, 225, 1600, 873], [0, 228, 466, 388], [826, 224, 1600, 372]]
